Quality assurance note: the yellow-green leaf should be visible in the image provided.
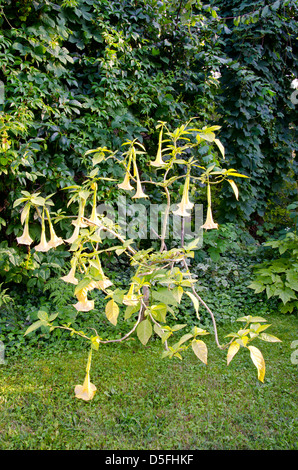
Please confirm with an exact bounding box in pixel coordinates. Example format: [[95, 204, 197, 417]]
[[248, 345, 265, 382], [185, 291, 200, 319], [105, 299, 119, 326], [137, 319, 152, 345], [214, 138, 225, 159], [227, 341, 240, 365], [191, 339, 207, 364], [259, 333, 282, 343], [227, 179, 239, 200]]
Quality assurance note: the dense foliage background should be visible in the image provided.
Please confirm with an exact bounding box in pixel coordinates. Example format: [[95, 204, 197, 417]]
[[0, 0, 297, 336]]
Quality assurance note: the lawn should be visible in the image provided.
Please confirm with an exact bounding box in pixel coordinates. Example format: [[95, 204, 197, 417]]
[[0, 313, 297, 450]]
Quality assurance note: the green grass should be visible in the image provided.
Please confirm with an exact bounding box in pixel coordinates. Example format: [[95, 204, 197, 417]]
[[0, 314, 297, 450]]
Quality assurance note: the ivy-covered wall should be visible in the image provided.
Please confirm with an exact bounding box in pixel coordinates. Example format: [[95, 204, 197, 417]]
[[0, 0, 297, 256]]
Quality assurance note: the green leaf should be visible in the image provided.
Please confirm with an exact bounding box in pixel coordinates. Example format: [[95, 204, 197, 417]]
[[74, 277, 93, 295], [137, 319, 152, 345], [153, 323, 164, 338], [191, 326, 209, 336], [152, 288, 178, 306], [171, 324, 187, 332], [236, 315, 267, 323], [191, 339, 208, 364], [276, 287, 297, 305], [286, 271, 298, 291], [247, 282, 266, 293], [150, 303, 167, 323], [24, 320, 43, 336], [171, 286, 183, 304], [105, 299, 119, 326], [178, 333, 193, 346], [37, 310, 48, 321]]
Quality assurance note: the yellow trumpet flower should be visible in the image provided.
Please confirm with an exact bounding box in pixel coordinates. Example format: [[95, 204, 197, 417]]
[[35, 209, 51, 252], [61, 258, 78, 285], [65, 224, 80, 244], [201, 183, 218, 230], [173, 175, 193, 217], [118, 172, 134, 191], [89, 257, 113, 290], [35, 229, 51, 252], [132, 161, 148, 199], [72, 198, 88, 228], [73, 287, 95, 312], [123, 283, 139, 306], [201, 206, 218, 230], [88, 184, 101, 227], [150, 124, 166, 167], [16, 215, 33, 246], [75, 350, 97, 401], [46, 209, 64, 248]]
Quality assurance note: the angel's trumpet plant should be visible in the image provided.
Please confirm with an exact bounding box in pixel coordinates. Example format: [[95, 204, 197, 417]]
[[173, 174, 193, 218], [16, 213, 33, 246], [201, 183, 218, 230], [35, 209, 51, 252], [75, 350, 97, 401]]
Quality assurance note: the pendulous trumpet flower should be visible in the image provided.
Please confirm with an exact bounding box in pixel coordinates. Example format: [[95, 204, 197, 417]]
[[16, 214, 33, 246], [118, 171, 134, 191], [173, 174, 193, 218], [61, 257, 78, 285], [150, 123, 166, 167], [201, 183, 218, 230], [46, 208, 64, 248], [201, 206, 218, 230], [88, 256, 113, 291], [65, 224, 80, 244], [72, 198, 88, 228], [123, 283, 139, 306], [132, 160, 148, 199], [73, 287, 95, 312], [88, 182, 101, 226], [35, 209, 51, 252], [75, 350, 97, 401]]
